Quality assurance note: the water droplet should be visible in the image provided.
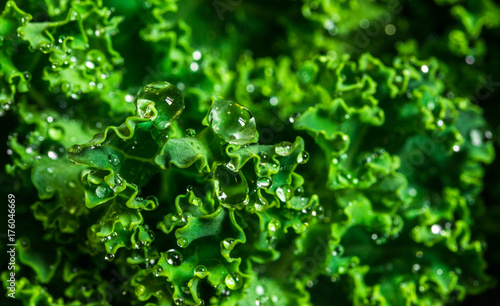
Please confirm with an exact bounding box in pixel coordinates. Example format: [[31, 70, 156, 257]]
[[469, 129, 482, 146], [193, 51, 202, 60], [295, 186, 304, 197], [298, 151, 309, 164], [185, 128, 196, 137], [208, 100, 257, 145], [225, 272, 243, 290], [48, 127, 64, 140], [96, 185, 109, 199], [194, 265, 208, 277], [223, 238, 235, 249], [174, 298, 184, 305], [268, 219, 281, 232], [48, 151, 58, 160], [165, 249, 183, 266], [135, 285, 146, 296], [332, 245, 344, 256], [135, 81, 184, 129], [431, 224, 444, 235], [107, 154, 120, 167], [274, 141, 293, 156], [256, 177, 272, 188], [214, 165, 249, 207], [412, 264, 421, 272], [177, 237, 188, 248], [276, 184, 293, 202]]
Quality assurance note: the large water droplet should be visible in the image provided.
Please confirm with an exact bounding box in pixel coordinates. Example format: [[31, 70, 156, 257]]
[[208, 100, 257, 145], [165, 249, 183, 266], [214, 165, 249, 207], [275, 141, 294, 156], [276, 184, 294, 202], [135, 81, 184, 129], [225, 272, 243, 290]]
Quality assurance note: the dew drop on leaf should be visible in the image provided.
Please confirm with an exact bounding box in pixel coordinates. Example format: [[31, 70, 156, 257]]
[[214, 165, 249, 206], [165, 249, 183, 266], [108, 154, 120, 167], [208, 100, 257, 145], [276, 184, 294, 202], [135, 81, 184, 129], [298, 151, 309, 164], [256, 177, 272, 188], [268, 219, 281, 232], [96, 185, 109, 198], [48, 127, 64, 140], [332, 245, 344, 256], [194, 265, 208, 277], [135, 285, 146, 296], [295, 186, 304, 196], [274, 141, 293, 156], [177, 237, 188, 248], [225, 272, 243, 290], [223, 238, 235, 249]]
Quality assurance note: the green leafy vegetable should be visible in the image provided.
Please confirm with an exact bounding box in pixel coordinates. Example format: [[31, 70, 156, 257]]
[[2, 0, 499, 305]]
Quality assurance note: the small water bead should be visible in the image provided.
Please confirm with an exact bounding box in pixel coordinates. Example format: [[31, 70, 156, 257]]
[[225, 272, 243, 290], [294, 186, 304, 196], [276, 184, 294, 202], [298, 151, 309, 164], [256, 177, 272, 188], [208, 100, 257, 145], [177, 237, 188, 248], [274, 141, 293, 156], [165, 249, 183, 266], [108, 154, 120, 167], [134, 81, 184, 129], [223, 238, 236, 249], [135, 285, 146, 296], [48, 151, 58, 160], [332, 245, 344, 256], [96, 185, 110, 198], [267, 219, 281, 232], [194, 265, 208, 278]]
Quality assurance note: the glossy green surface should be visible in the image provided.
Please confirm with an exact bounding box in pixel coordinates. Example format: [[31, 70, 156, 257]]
[[1, 0, 500, 305]]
